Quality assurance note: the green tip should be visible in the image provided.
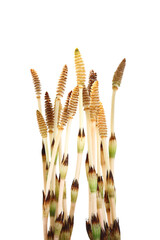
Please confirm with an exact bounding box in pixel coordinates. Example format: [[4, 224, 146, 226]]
[[75, 48, 80, 54]]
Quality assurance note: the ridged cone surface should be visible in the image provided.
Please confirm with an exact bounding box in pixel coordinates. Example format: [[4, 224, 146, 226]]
[[87, 70, 97, 95], [74, 48, 86, 87], [56, 65, 68, 98], [45, 92, 54, 130], [112, 58, 126, 89], [36, 110, 47, 138], [30, 69, 41, 96], [68, 86, 79, 118], [90, 81, 100, 121], [97, 102, 107, 138], [60, 91, 72, 127], [83, 86, 90, 110]]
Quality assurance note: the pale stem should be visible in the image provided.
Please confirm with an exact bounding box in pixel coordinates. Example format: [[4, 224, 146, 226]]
[[49, 130, 54, 151], [101, 137, 110, 172], [102, 200, 107, 223], [85, 110, 93, 166], [96, 126, 101, 176], [50, 165, 56, 193], [57, 179, 65, 216], [109, 157, 115, 177], [110, 89, 117, 134], [89, 187, 92, 223], [91, 192, 97, 216], [79, 87, 84, 130], [50, 216, 54, 230], [70, 202, 76, 217], [43, 216, 48, 240], [97, 208, 104, 229], [63, 198, 68, 220], [43, 137, 50, 167], [107, 210, 112, 227], [46, 129, 63, 195], [53, 98, 60, 139], [91, 120, 96, 169], [59, 138, 62, 169], [110, 197, 116, 221], [75, 153, 83, 181], [37, 96, 42, 113], [42, 161, 46, 194], [102, 165, 106, 186], [64, 118, 72, 159], [54, 236, 59, 240]]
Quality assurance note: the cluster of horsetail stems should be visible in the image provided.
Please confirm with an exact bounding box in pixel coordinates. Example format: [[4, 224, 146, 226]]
[[31, 48, 126, 240]]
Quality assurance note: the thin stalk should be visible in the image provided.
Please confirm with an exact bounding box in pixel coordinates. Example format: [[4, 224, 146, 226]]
[[110, 89, 117, 135], [37, 96, 42, 113], [101, 137, 110, 172], [110, 157, 115, 176], [58, 138, 62, 169], [64, 118, 72, 159], [91, 192, 97, 215], [97, 208, 104, 229], [89, 188, 92, 223], [85, 110, 93, 166], [43, 216, 48, 240], [43, 137, 49, 167], [63, 199, 67, 220], [96, 126, 101, 176], [46, 129, 63, 195], [75, 153, 83, 181], [70, 202, 76, 217], [57, 179, 65, 215], [49, 130, 54, 150], [110, 197, 116, 221], [91, 120, 96, 169]]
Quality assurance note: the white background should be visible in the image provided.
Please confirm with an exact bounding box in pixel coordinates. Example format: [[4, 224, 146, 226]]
[[0, 0, 160, 239]]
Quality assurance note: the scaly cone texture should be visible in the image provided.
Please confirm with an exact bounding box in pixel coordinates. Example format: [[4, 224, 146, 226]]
[[36, 110, 48, 139], [67, 86, 79, 119], [112, 58, 126, 89], [56, 65, 68, 99], [74, 48, 86, 87], [59, 91, 72, 128], [83, 86, 90, 110], [97, 102, 107, 138], [44, 92, 54, 131], [88, 70, 97, 96], [90, 81, 100, 121], [30, 69, 41, 97]]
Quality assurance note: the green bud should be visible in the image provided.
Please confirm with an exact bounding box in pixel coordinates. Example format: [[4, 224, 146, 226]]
[[109, 134, 117, 158], [77, 128, 85, 153], [71, 179, 79, 203], [91, 215, 101, 240], [88, 167, 97, 193], [60, 155, 68, 179]]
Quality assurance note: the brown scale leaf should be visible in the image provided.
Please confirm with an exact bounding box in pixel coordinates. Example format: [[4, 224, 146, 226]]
[[30, 69, 41, 96], [97, 102, 107, 138], [59, 91, 72, 127], [56, 65, 68, 98], [88, 70, 97, 95], [83, 86, 90, 110], [36, 110, 47, 138], [67, 86, 79, 119], [112, 58, 126, 89], [74, 48, 86, 87], [90, 81, 100, 121], [45, 92, 54, 130]]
